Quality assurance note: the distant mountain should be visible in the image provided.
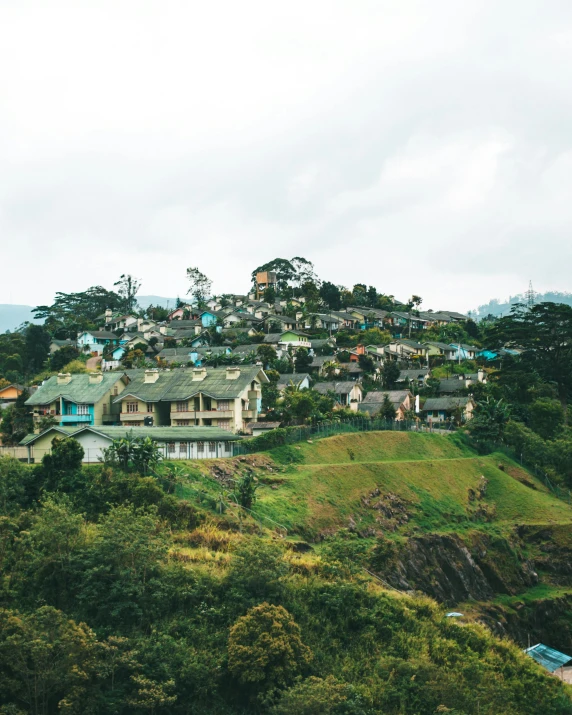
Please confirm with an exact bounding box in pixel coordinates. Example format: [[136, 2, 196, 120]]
[[136, 295, 179, 310], [471, 291, 572, 319], [0, 296, 178, 333], [0, 305, 42, 333]]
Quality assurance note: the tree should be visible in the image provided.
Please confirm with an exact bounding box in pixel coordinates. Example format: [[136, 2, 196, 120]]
[[381, 361, 400, 389], [102, 434, 162, 474], [528, 398, 565, 440], [114, 274, 141, 313], [234, 472, 258, 510], [263, 285, 277, 304], [50, 345, 80, 371], [406, 295, 423, 338], [0, 390, 33, 445], [294, 348, 312, 372], [257, 344, 277, 368], [378, 395, 396, 421], [270, 675, 356, 715], [228, 602, 312, 691], [488, 302, 572, 415], [319, 282, 342, 311], [41, 437, 85, 492], [468, 398, 511, 445], [33, 286, 123, 338], [186, 267, 212, 306], [24, 324, 51, 375]]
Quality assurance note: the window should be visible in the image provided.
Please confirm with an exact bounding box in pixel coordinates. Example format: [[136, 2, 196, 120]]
[[217, 400, 230, 411], [208, 441, 216, 452], [127, 402, 138, 413], [113, 386, 118, 396], [146, 403, 153, 413], [179, 441, 187, 453], [167, 442, 176, 453], [218, 420, 231, 431], [224, 442, 232, 453], [176, 401, 188, 412], [197, 441, 205, 453], [77, 404, 89, 415], [177, 420, 189, 426]]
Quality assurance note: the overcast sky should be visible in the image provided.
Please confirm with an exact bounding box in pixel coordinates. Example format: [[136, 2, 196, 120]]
[[1, 1, 571, 312]]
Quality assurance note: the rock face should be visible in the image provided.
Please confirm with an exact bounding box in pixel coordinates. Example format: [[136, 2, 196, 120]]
[[371, 531, 538, 605]]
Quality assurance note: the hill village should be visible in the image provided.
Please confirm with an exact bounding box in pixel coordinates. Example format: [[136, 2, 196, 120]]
[[0, 263, 515, 463]]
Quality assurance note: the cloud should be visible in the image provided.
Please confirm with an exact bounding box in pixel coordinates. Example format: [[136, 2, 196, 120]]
[[0, 0, 570, 311]]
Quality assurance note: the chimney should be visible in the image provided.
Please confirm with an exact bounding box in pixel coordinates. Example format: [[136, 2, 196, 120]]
[[57, 373, 72, 385], [105, 308, 112, 319], [88, 372, 103, 385], [144, 369, 160, 384], [192, 367, 207, 381], [226, 367, 241, 380]]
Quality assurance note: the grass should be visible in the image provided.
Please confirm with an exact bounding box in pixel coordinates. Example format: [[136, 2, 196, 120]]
[[164, 431, 572, 541], [250, 433, 572, 538]]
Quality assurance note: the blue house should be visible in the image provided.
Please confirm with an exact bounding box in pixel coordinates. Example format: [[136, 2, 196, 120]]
[[199, 311, 226, 328], [477, 348, 519, 362], [449, 343, 478, 361], [77, 330, 120, 355]]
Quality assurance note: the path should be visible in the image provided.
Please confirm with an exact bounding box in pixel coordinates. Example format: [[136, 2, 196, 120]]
[[86, 355, 102, 370]]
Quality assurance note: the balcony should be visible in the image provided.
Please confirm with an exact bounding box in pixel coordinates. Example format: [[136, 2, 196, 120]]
[[60, 414, 92, 423], [242, 410, 256, 419], [170, 410, 234, 419], [120, 412, 153, 421]]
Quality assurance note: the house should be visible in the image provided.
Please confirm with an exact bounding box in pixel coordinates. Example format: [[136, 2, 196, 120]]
[[113, 366, 269, 433], [49, 338, 75, 354], [199, 310, 226, 328], [246, 422, 282, 437], [0, 384, 25, 403], [308, 355, 336, 376], [255, 271, 277, 299], [20, 425, 240, 463], [77, 330, 121, 356], [346, 307, 389, 329], [477, 347, 520, 362], [424, 342, 457, 361], [358, 390, 413, 420], [304, 313, 341, 331], [102, 314, 138, 332], [449, 344, 479, 361], [338, 363, 364, 380], [396, 369, 430, 387], [309, 338, 337, 354], [25, 372, 129, 429], [438, 378, 467, 394], [276, 330, 312, 349], [385, 340, 428, 361], [422, 397, 475, 423], [313, 381, 363, 409], [276, 373, 311, 394], [389, 311, 432, 332], [265, 314, 299, 332], [436, 310, 469, 322], [155, 347, 195, 365], [524, 644, 572, 683]]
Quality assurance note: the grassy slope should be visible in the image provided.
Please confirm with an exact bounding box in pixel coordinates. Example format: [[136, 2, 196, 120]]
[[248, 432, 572, 538]]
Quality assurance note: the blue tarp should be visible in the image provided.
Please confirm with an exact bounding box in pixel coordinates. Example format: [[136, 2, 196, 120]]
[[524, 643, 572, 672]]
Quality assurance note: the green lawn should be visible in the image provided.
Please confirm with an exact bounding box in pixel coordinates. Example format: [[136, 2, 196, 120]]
[[248, 432, 572, 538]]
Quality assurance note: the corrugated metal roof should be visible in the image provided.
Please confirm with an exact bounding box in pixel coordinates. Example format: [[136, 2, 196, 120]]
[[21, 425, 241, 445], [26, 373, 127, 406], [524, 644, 572, 672]]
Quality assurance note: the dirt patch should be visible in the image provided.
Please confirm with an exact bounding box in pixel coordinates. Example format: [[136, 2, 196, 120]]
[[499, 462, 537, 490], [361, 488, 412, 531], [204, 454, 278, 486]]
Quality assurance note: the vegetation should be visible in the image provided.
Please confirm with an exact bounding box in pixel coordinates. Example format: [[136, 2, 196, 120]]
[[0, 429, 570, 713]]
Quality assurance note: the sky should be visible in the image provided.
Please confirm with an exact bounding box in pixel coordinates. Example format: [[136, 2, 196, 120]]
[[1, 0, 571, 313]]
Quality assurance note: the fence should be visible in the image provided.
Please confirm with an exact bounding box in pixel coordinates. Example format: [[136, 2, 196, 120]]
[[232, 418, 453, 455]]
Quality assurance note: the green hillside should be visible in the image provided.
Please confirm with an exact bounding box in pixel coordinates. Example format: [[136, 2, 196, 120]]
[[182, 431, 572, 540]]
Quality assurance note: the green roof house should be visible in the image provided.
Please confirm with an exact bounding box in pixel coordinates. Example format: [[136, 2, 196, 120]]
[[25, 372, 129, 429]]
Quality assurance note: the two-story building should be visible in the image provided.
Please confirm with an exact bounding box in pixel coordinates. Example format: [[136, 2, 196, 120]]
[[113, 366, 268, 433], [25, 372, 129, 430], [77, 330, 121, 355]]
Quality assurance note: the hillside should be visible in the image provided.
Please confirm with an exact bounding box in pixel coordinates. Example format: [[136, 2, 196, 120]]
[[1, 434, 572, 713], [177, 431, 572, 655]]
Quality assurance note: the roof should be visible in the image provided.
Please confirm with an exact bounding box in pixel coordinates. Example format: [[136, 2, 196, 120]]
[[338, 363, 363, 374], [425, 341, 457, 351], [79, 330, 118, 340], [361, 390, 411, 405], [524, 644, 572, 673], [25, 373, 128, 406], [21, 425, 240, 446], [263, 333, 282, 344], [313, 381, 359, 396], [168, 319, 201, 328], [309, 339, 335, 348], [437, 310, 469, 320], [232, 344, 257, 354], [50, 338, 74, 347], [422, 397, 474, 411], [247, 422, 281, 430], [438, 378, 466, 393], [276, 373, 310, 389], [0, 383, 25, 393], [115, 366, 268, 403], [398, 369, 429, 381]]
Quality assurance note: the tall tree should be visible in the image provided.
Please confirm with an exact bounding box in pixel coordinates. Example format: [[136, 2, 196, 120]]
[[319, 281, 342, 311], [113, 274, 141, 313], [24, 324, 51, 375], [186, 267, 212, 307], [33, 286, 123, 337], [488, 302, 572, 414]]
